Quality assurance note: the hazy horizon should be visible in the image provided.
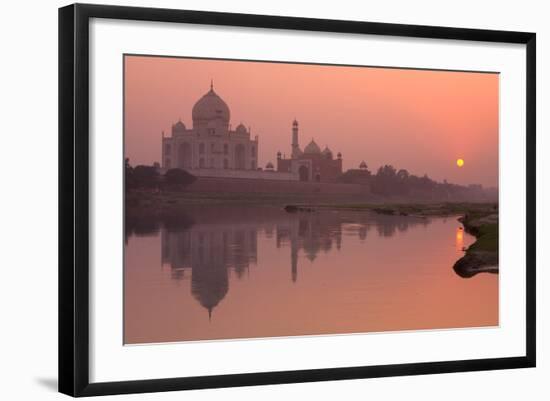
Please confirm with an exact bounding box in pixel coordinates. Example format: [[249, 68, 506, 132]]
[[124, 55, 499, 188]]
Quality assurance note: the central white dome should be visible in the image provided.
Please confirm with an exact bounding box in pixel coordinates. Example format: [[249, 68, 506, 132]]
[[192, 85, 230, 123]]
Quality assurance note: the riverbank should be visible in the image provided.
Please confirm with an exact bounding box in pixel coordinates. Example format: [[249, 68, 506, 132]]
[[292, 202, 498, 217], [126, 189, 497, 210], [124, 188, 442, 219], [127, 189, 498, 221]]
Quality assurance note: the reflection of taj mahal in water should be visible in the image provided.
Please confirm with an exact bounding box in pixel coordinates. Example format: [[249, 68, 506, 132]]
[[161, 82, 343, 182], [159, 209, 428, 318]]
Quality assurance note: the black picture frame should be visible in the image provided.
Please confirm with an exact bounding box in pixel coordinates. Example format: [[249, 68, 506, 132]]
[[59, 3, 536, 397]]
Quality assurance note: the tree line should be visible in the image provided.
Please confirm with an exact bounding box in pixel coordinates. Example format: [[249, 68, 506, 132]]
[[125, 158, 196, 190], [337, 163, 496, 201]]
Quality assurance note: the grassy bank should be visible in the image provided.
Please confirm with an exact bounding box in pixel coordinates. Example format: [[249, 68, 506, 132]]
[[452, 212, 499, 278], [461, 216, 498, 253]]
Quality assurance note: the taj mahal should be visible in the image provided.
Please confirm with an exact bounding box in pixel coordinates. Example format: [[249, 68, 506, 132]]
[[161, 83, 343, 182]]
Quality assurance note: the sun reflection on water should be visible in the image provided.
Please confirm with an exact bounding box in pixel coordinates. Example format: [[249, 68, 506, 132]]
[[456, 227, 464, 251]]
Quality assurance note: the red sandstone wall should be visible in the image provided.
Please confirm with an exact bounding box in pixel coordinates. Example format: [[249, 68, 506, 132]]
[[186, 177, 369, 195]]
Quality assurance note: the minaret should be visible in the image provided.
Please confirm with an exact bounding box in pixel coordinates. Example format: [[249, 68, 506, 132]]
[[291, 119, 300, 159]]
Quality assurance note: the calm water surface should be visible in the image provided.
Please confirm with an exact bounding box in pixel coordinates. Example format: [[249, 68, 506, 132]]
[[124, 205, 498, 344]]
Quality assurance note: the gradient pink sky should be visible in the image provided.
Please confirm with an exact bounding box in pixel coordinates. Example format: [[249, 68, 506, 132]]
[[124, 55, 499, 187]]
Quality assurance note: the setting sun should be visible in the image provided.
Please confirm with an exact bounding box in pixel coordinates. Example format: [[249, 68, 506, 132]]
[[456, 158, 465, 167]]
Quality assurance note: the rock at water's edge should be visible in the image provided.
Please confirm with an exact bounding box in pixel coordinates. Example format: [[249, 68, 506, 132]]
[[453, 251, 499, 278]]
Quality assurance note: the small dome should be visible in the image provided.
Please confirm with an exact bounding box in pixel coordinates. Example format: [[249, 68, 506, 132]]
[[337, 152, 342, 159], [292, 119, 298, 127], [192, 84, 230, 123], [173, 120, 186, 132], [265, 162, 274, 170], [235, 123, 247, 134], [359, 161, 367, 169], [322, 146, 332, 155], [304, 139, 321, 154]]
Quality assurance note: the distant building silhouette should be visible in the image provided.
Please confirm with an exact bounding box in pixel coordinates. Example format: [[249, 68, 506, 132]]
[[277, 119, 343, 182]]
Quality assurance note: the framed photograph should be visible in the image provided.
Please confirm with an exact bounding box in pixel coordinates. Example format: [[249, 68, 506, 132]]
[[59, 3, 536, 397]]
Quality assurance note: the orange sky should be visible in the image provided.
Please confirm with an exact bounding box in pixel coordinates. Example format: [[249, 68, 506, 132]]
[[124, 55, 499, 187]]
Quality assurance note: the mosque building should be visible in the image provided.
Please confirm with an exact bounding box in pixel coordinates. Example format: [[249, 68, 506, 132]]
[[276, 119, 343, 182]]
